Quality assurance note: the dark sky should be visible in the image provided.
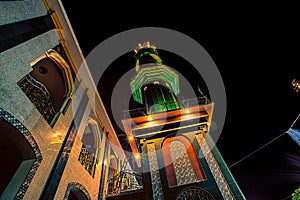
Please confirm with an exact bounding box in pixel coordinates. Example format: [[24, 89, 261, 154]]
[[61, 3, 299, 199]]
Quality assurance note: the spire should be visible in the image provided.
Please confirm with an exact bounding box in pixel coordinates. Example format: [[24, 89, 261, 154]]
[[130, 42, 180, 112], [133, 42, 162, 72]]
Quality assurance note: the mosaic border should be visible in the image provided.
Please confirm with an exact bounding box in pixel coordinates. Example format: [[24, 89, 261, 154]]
[[63, 182, 91, 200], [147, 142, 164, 200], [0, 107, 42, 200], [196, 134, 235, 200]]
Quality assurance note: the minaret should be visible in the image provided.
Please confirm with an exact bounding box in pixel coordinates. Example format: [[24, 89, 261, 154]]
[[130, 42, 180, 114], [121, 42, 246, 200]]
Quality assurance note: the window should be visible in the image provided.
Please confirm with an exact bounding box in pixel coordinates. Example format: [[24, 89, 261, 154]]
[[78, 118, 102, 177]]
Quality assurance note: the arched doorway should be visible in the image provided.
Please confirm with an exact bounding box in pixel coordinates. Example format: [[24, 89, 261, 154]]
[[0, 108, 42, 199], [67, 188, 89, 200], [64, 182, 91, 200]]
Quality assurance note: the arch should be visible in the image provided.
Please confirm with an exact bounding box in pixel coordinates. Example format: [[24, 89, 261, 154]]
[[63, 182, 91, 200], [82, 117, 102, 161], [30, 49, 74, 102], [107, 155, 119, 195], [108, 156, 118, 179], [78, 117, 102, 177], [176, 187, 216, 200], [0, 108, 42, 199], [18, 48, 74, 127], [162, 135, 206, 187]]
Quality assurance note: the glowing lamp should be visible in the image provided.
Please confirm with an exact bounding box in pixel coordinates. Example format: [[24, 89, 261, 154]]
[[51, 132, 63, 144], [134, 153, 141, 160], [128, 135, 134, 141]]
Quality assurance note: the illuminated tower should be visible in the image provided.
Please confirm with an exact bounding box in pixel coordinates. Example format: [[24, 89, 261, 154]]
[[131, 42, 180, 115], [120, 42, 246, 200]]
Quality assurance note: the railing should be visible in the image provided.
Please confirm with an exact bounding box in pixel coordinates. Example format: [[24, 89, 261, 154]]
[[18, 74, 56, 123], [106, 171, 143, 197], [78, 146, 97, 177], [123, 96, 210, 119]]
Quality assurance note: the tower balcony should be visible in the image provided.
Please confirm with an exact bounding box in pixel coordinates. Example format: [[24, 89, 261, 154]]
[[121, 97, 213, 167], [123, 96, 210, 119]]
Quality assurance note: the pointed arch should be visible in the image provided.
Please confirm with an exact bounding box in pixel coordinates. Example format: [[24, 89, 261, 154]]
[[162, 135, 206, 187], [108, 155, 119, 179], [107, 155, 119, 195], [30, 48, 74, 101], [82, 117, 102, 160], [78, 117, 102, 177], [18, 48, 75, 127]]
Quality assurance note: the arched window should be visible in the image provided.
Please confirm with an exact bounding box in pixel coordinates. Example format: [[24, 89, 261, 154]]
[[162, 136, 206, 187], [78, 118, 102, 177], [107, 156, 119, 195], [18, 48, 74, 127], [108, 156, 119, 179]]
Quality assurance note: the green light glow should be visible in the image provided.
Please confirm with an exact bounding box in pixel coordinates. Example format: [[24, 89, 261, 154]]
[[134, 49, 162, 72], [130, 65, 179, 104], [134, 47, 159, 61]]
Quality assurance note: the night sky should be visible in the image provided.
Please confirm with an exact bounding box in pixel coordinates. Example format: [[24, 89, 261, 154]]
[[61, 3, 299, 199]]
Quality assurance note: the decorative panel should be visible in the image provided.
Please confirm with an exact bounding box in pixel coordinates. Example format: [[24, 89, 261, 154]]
[[147, 143, 164, 200], [196, 134, 235, 199], [169, 140, 198, 186]]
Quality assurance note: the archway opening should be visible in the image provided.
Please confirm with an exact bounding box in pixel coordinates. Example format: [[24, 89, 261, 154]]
[[0, 118, 35, 196], [68, 188, 89, 200]]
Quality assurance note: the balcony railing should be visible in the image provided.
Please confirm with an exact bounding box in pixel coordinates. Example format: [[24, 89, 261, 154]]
[[106, 171, 143, 197], [123, 96, 210, 119], [78, 146, 97, 177], [18, 74, 56, 123]]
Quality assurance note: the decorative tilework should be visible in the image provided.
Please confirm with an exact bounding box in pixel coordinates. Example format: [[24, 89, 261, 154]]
[[18, 74, 56, 124], [169, 140, 198, 186], [0, 107, 42, 200], [147, 143, 164, 200], [196, 134, 235, 200], [63, 182, 91, 200]]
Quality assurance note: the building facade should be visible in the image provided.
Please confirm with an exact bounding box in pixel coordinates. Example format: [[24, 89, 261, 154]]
[[0, 1, 245, 199], [0, 0, 126, 199]]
